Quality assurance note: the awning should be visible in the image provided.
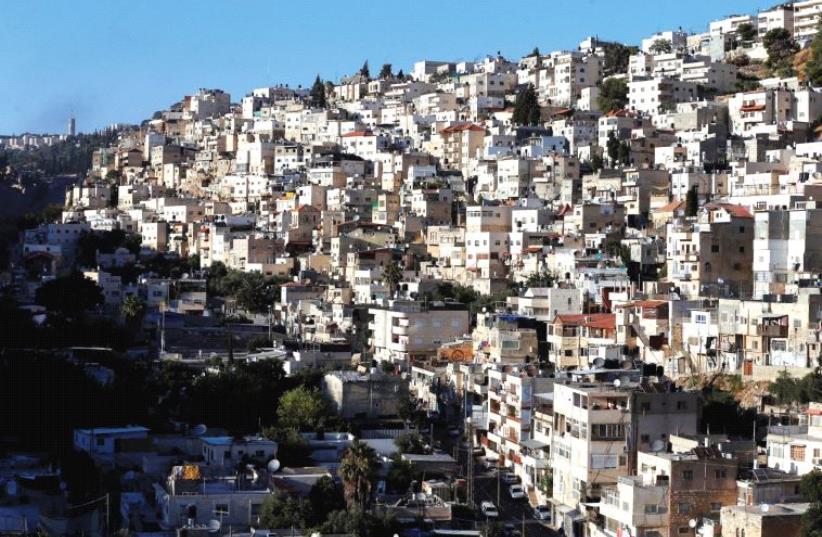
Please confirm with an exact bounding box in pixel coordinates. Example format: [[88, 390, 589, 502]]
[[521, 439, 549, 449]]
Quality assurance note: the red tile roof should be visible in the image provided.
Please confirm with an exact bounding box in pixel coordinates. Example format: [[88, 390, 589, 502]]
[[657, 199, 684, 213], [554, 313, 616, 330], [706, 202, 753, 219], [439, 123, 485, 135], [342, 130, 372, 137]]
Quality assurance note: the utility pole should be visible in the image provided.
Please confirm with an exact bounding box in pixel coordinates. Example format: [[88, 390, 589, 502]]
[[497, 460, 501, 506], [466, 417, 475, 508]]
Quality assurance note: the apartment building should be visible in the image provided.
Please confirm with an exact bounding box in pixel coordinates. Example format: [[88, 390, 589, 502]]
[[550, 380, 699, 535], [368, 299, 471, 365]]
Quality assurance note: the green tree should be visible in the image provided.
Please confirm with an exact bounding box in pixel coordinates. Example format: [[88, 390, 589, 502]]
[[386, 453, 415, 493], [309, 476, 346, 522], [35, 271, 103, 318], [529, 46, 541, 57], [394, 431, 428, 454], [339, 440, 379, 510], [649, 39, 673, 55], [737, 23, 757, 44], [805, 20, 822, 87], [764, 28, 799, 76], [801, 470, 822, 537], [379, 63, 393, 79], [618, 141, 631, 166], [276, 386, 327, 430], [512, 84, 541, 126], [597, 78, 629, 113], [525, 272, 555, 288], [382, 262, 403, 298], [262, 426, 314, 467], [686, 185, 699, 217], [591, 154, 604, 172], [359, 60, 370, 79], [396, 68, 405, 80], [120, 295, 145, 327], [606, 132, 621, 166], [259, 493, 313, 530], [310, 75, 327, 108], [602, 42, 638, 76]]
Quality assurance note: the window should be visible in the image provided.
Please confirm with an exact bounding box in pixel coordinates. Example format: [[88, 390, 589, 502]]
[[678, 502, 692, 514], [715, 469, 727, 479], [641, 402, 651, 411], [682, 470, 694, 480], [251, 503, 262, 517], [791, 445, 807, 462], [641, 434, 650, 443], [677, 401, 688, 410], [711, 502, 722, 512], [215, 504, 230, 517], [96, 438, 105, 446], [645, 504, 659, 514]]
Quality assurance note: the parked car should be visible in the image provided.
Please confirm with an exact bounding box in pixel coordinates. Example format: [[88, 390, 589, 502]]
[[509, 484, 526, 500], [503, 523, 522, 537], [480, 501, 499, 518], [533, 505, 552, 521], [500, 471, 519, 484]]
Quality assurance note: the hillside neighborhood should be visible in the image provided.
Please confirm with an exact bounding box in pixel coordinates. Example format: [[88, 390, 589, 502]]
[[4, 3, 822, 537]]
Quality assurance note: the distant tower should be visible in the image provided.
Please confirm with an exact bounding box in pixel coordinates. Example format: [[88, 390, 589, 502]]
[[67, 116, 76, 136]]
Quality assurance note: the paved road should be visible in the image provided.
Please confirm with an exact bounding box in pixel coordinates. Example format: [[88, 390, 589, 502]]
[[434, 428, 558, 537]]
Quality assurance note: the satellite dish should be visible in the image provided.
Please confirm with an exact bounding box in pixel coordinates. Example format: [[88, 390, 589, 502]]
[[593, 357, 606, 368], [688, 519, 697, 529], [761, 504, 770, 513], [613, 379, 621, 388], [267, 459, 281, 473], [192, 424, 208, 436], [651, 440, 666, 452], [207, 519, 222, 533], [5, 480, 18, 497]]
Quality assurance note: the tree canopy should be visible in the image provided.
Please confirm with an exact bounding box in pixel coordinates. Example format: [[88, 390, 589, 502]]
[[379, 63, 393, 79], [310, 75, 327, 108], [764, 28, 799, 76], [597, 78, 629, 113], [805, 21, 822, 87], [276, 386, 328, 430], [339, 440, 379, 510], [359, 60, 370, 79], [512, 84, 541, 126], [35, 271, 103, 318], [649, 39, 673, 55], [602, 42, 637, 76]]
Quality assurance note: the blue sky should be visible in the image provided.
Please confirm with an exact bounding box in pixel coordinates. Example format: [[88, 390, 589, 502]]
[[1, 0, 777, 134]]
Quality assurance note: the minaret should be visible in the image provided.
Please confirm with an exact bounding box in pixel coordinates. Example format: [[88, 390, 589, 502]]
[[67, 116, 76, 136]]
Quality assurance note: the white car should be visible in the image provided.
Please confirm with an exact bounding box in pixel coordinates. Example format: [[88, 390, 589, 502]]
[[533, 505, 551, 521], [500, 471, 519, 484], [509, 484, 526, 500], [480, 501, 499, 518]]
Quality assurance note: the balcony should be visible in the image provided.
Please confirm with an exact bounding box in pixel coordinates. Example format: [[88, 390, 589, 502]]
[[757, 324, 788, 338]]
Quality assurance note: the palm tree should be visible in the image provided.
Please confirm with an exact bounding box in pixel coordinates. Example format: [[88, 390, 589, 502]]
[[121, 295, 146, 326], [338, 440, 378, 510]]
